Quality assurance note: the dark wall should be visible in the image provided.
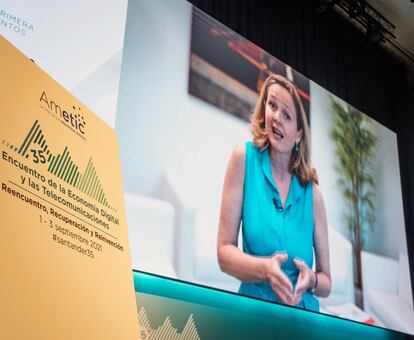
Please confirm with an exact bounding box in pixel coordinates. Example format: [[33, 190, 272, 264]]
[[189, 0, 414, 307]]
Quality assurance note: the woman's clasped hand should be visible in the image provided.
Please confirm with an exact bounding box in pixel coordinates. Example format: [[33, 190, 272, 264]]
[[265, 253, 314, 306]]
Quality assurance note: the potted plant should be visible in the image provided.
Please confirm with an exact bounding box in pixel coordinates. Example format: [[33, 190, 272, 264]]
[[330, 98, 377, 309]]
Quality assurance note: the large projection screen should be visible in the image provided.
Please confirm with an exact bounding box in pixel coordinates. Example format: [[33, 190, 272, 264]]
[[116, 0, 413, 335]]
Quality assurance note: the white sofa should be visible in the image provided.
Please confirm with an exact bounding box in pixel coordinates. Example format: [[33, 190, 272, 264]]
[[361, 251, 414, 334], [161, 165, 240, 292], [124, 192, 177, 278], [161, 170, 196, 282], [319, 226, 355, 307]]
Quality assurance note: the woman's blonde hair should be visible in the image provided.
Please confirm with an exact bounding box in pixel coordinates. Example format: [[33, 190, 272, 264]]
[[251, 74, 318, 185]]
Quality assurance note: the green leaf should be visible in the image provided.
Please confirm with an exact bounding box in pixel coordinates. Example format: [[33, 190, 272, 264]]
[[329, 96, 377, 247]]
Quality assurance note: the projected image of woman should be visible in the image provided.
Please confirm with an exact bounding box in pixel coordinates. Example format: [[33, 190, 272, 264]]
[[217, 74, 331, 311]]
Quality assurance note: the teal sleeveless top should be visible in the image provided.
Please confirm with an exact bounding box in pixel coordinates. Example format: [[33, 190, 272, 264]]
[[238, 141, 319, 312]]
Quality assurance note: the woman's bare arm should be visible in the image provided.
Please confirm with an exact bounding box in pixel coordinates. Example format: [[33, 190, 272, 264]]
[[312, 183, 331, 297], [217, 146, 295, 305], [217, 145, 269, 282]]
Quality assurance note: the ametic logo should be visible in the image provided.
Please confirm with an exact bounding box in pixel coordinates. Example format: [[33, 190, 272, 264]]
[[39, 91, 87, 140]]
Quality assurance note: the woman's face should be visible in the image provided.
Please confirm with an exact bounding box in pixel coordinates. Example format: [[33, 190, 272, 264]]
[[264, 83, 302, 154]]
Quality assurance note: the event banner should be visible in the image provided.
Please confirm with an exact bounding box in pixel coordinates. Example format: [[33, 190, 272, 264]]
[[0, 36, 139, 339]]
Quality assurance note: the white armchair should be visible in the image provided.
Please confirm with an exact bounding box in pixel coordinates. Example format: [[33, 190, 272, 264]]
[[319, 226, 354, 307], [161, 170, 196, 282], [161, 166, 240, 292], [124, 192, 177, 278], [361, 251, 414, 334]]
